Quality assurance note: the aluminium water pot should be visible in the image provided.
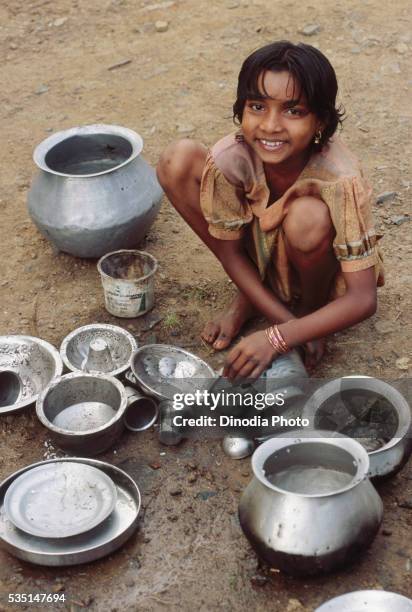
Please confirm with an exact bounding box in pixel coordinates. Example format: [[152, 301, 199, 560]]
[[238, 431, 383, 576], [28, 124, 163, 258]]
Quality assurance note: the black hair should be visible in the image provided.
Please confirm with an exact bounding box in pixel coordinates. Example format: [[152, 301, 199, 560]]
[[233, 41, 345, 148]]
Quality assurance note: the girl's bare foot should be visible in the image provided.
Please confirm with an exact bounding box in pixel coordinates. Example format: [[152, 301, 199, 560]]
[[201, 292, 256, 350]]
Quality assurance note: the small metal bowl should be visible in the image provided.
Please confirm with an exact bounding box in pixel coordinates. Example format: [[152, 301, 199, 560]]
[[60, 323, 137, 377], [302, 377, 412, 480], [36, 372, 128, 455], [315, 589, 412, 611], [222, 435, 255, 459], [131, 344, 216, 401], [0, 336, 63, 415]]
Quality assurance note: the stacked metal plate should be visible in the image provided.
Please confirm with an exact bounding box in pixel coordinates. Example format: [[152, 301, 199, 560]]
[[0, 458, 141, 566]]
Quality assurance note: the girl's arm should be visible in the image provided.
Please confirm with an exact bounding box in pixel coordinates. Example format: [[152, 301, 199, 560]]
[[223, 266, 377, 379], [278, 268, 377, 346]]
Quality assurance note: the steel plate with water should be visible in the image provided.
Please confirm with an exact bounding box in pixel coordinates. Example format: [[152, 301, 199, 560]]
[[4, 462, 117, 538], [0, 458, 141, 566]]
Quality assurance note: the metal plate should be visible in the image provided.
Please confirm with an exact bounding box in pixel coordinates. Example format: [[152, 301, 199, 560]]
[[0, 336, 63, 415], [4, 462, 117, 539], [131, 344, 216, 400], [60, 324, 138, 378], [316, 589, 412, 611], [0, 458, 141, 566]]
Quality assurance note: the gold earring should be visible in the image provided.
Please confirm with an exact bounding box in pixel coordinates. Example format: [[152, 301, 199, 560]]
[[314, 130, 322, 144]]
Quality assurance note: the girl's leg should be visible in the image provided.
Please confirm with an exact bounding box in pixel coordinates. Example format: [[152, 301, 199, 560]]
[[156, 139, 256, 349], [282, 195, 338, 315]]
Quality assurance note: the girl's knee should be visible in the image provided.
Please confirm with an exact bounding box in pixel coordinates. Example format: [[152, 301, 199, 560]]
[[157, 139, 207, 188], [284, 196, 334, 253]]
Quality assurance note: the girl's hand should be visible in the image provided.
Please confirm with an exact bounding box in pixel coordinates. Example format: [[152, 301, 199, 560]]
[[304, 337, 326, 370], [223, 330, 278, 380]]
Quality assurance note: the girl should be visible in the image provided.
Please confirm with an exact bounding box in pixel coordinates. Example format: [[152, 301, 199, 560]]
[[157, 41, 384, 380]]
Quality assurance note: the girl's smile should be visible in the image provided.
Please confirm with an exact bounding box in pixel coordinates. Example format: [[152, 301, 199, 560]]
[[241, 70, 321, 173]]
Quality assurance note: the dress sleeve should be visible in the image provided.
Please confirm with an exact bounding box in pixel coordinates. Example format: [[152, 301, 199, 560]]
[[326, 175, 381, 272], [199, 151, 253, 240]]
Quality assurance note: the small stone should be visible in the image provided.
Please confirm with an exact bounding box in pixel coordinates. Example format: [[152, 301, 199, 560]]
[[374, 320, 395, 335], [167, 514, 179, 522], [155, 20, 169, 32], [149, 462, 161, 470], [9, 42, 18, 50], [188, 474, 197, 483], [197, 490, 217, 501], [382, 529, 393, 536], [250, 574, 268, 587], [176, 123, 195, 134], [53, 584, 65, 593], [54, 17, 68, 27], [300, 24, 321, 36], [395, 42, 408, 54], [226, 0, 240, 7], [125, 579, 135, 587], [390, 214, 410, 226], [398, 498, 412, 509], [396, 357, 410, 370], [35, 84, 49, 95], [286, 599, 304, 611], [376, 191, 397, 204], [170, 488, 182, 496]]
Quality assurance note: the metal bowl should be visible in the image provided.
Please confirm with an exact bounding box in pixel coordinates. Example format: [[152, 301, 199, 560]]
[[130, 344, 216, 401], [60, 324, 138, 377], [0, 336, 63, 415], [302, 377, 412, 479], [36, 372, 128, 455], [222, 435, 255, 459], [316, 589, 412, 611]]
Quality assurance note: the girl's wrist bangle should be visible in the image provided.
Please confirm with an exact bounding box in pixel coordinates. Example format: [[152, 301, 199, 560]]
[[265, 325, 289, 353]]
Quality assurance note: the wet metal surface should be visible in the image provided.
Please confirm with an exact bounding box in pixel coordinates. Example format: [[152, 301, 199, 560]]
[[0, 458, 140, 566], [4, 462, 117, 539], [0, 336, 63, 415], [60, 324, 138, 378]]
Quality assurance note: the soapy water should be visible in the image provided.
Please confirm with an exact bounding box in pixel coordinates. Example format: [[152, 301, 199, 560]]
[[144, 356, 197, 381], [266, 465, 353, 495]]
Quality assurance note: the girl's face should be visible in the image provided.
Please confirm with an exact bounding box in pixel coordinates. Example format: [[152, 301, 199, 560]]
[[241, 70, 322, 171]]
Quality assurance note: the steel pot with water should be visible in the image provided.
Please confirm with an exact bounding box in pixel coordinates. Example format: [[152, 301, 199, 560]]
[[238, 430, 383, 576], [28, 124, 163, 258]]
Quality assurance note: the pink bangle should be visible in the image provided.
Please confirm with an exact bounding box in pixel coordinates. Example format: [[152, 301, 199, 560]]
[[273, 325, 288, 352], [265, 325, 289, 354]]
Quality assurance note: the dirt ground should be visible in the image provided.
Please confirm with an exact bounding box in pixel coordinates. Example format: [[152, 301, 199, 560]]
[[0, 0, 411, 610]]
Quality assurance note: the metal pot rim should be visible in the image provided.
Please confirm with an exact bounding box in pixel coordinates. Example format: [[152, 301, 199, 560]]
[[251, 429, 370, 498], [36, 372, 128, 436], [60, 323, 138, 377], [97, 250, 158, 284], [33, 124, 144, 178], [315, 589, 412, 611], [302, 376, 412, 455]]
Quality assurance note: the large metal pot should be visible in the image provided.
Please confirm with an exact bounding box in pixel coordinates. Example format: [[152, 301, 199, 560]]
[[302, 377, 412, 480], [28, 124, 163, 258], [238, 431, 383, 576]]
